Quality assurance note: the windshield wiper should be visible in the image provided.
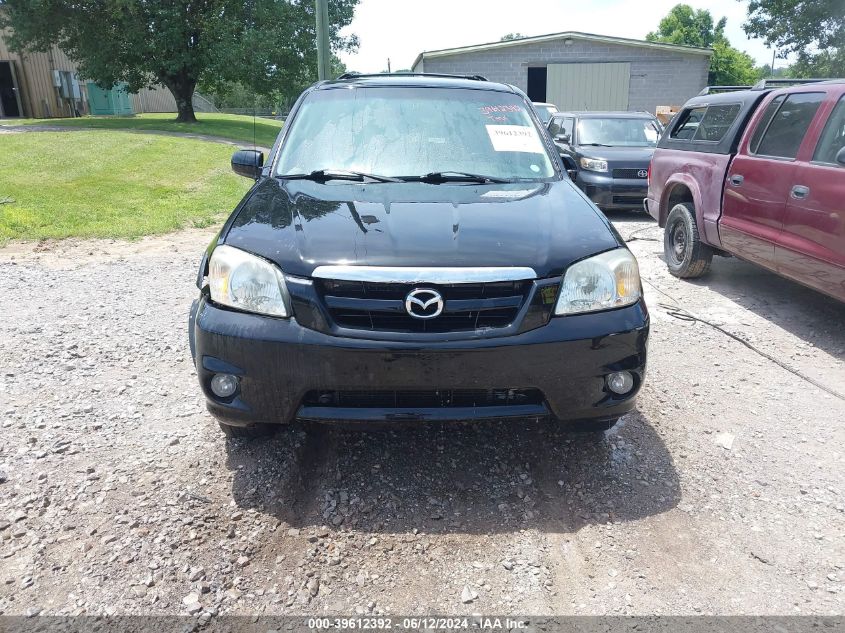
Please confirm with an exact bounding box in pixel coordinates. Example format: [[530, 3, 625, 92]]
[[278, 169, 402, 183], [403, 171, 512, 184], [580, 143, 613, 147]]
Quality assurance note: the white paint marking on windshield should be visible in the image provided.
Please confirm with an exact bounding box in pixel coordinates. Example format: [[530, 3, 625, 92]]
[[485, 125, 545, 154]]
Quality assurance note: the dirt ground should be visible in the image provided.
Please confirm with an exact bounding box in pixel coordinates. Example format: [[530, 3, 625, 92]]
[[0, 212, 843, 618]]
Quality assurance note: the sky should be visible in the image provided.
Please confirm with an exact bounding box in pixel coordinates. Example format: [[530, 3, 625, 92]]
[[338, 0, 782, 73]]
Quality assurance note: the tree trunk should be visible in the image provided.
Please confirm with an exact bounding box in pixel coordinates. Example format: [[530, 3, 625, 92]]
[[163, 76, 198, 123]]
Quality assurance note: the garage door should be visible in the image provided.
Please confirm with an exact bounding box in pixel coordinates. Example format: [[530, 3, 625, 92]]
[[546, 62, 630, 111]]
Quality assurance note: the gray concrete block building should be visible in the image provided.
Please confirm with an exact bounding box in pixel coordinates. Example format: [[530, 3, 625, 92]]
[[411, 32, 712, 113]]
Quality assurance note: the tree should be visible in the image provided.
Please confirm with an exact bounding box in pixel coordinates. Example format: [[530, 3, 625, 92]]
[[788, 47, 845, 78], [647, 4, 761, 85], [709, 40, 761, 85], [743, 0, 845, 77], [0, 0, 359, 123], [647, 4, 726, 48], [200, 52, 348, 112], [756, 63, 790, 79], [501, 33, 525, 41]]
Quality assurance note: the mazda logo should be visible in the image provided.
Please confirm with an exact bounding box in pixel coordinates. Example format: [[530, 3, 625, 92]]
[[637, 169, 648, 178], [405, 288, 444, 320]]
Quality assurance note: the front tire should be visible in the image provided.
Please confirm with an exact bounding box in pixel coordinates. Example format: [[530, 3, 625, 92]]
[[664, 203, 713, 278], [218, 421, 277, 439]]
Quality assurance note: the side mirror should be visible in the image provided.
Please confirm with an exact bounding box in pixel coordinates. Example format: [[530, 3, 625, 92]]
[[555, 133, 571, 144], [836, 146, 845, 166], [231, 149, 265, 179]]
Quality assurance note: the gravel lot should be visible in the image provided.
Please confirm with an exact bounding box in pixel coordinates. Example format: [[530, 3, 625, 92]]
[[1, 212, 843, 618]]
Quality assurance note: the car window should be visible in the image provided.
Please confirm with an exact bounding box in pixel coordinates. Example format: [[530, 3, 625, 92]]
[[748, 95, 785, 153], [692, 103, 742, 142], [752, 92, 824, 159], [534, 104, 557, 123], [549, 117, 573, 140], [577, 117, 660, 147], [276, 87, 556, 180], [670, 107, 706, 140], [812, 95, 845, 165]]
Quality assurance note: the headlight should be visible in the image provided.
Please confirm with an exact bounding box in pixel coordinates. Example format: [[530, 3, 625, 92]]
[[555, 248, 641, 316], [580, 157, 608, 172], [208, 245, 291, 317]]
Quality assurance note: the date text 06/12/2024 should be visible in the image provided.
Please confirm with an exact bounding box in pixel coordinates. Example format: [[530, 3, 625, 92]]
[[306, 617, 529, 630]]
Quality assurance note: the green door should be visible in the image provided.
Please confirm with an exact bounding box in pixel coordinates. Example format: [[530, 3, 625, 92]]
[[86, 82, 134, 115]]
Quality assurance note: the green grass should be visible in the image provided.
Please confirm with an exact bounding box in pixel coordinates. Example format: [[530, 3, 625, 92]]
[[2, 112, 284, 147], [0, 131, 252, 241]]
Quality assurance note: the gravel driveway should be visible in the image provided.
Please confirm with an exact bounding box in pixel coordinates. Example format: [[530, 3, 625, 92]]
[[1, 214, 843, 617]]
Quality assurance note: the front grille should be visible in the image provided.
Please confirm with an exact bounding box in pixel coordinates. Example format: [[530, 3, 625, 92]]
[[303, 389, 544, 409], [612, 194, 645, 205], [612, 168, 648, 179], [317, 279, 531, 332]]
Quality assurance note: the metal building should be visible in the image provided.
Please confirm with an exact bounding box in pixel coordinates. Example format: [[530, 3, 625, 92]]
[[412, 31, 712, 113], [1, 20, 177, 119]]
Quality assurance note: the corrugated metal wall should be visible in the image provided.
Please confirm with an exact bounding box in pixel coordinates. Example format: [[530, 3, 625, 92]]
[[546, 62, 631, 111], [0, 27, 80, 118], [131, 86, 177, 113], [2, 23, 177, 118]]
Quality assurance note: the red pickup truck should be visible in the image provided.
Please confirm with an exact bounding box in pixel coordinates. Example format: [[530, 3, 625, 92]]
[[646, 80, 845, 302]]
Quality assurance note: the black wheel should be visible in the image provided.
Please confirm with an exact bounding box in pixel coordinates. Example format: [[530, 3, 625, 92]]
[[569, 418, 618, 433], [218, 421, 277, 439], [664, 203, 713, 278]]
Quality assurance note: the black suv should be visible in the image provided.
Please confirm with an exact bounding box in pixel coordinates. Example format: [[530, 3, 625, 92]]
[[548, 111, 662, 211], [189, 74, 649, 438]]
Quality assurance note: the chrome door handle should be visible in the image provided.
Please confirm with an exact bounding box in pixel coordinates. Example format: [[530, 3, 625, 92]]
[[791, 185, 810, 199], [729, 174, 744, 186]]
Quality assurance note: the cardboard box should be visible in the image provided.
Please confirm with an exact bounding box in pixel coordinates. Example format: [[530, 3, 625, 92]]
[[655, 105, 680, 125]]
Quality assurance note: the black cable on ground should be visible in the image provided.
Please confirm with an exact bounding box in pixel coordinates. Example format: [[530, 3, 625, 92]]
[[623, 227, 661, 243], [642, 277, 845, 402]]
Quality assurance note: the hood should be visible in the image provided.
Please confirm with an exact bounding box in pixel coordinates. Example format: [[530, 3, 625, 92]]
[[222, 178, 621, 279], [577, 145, 656, 163]]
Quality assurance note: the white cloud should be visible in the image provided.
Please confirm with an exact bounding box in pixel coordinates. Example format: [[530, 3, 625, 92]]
[[339, 0, 783, 73]]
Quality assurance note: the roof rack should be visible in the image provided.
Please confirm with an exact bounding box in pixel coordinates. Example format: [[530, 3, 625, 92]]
[[698, 78, 838, 95], [698, 85, 752, 95], [751, 77, 838, 88], [335, 72, 488, 82]]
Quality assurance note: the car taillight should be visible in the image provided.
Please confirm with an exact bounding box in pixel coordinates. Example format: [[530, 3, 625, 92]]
[[647, 162, 651, 187]]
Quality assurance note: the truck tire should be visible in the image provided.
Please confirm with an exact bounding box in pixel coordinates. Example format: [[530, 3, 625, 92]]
[[664, 203, 713, 278], [218, 421, 277, 439]]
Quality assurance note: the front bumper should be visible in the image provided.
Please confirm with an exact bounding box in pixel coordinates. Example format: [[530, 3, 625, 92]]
[[190, 297, 649, 426], [576, 171, 648, 210], [644, 195, 660, 223]]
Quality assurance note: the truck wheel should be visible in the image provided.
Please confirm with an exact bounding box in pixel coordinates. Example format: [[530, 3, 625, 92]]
[[218, 421, 277, 439], [569, 418, 617, 433], [664, 203, 713, 278]]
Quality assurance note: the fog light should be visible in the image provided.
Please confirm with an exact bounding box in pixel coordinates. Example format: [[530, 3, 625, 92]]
[[606, 371, 634, 395], [210, 373, 239, 398]]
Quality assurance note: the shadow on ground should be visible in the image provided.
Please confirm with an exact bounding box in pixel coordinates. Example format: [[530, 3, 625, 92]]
[[603, 210, 653, 224], [225, 409, 679, 535], [682, 255, 845, 360]]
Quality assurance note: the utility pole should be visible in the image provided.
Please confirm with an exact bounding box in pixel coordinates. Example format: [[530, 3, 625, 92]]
[[770, 48, 776, 78], [315, 0, 331, 80], [387, 58, 392, 73]]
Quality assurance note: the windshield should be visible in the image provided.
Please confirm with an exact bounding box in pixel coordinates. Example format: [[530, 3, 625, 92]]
[[534, 105, 557, 123], [577, 117, 661, 147], [275, 87, 556, 181]]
